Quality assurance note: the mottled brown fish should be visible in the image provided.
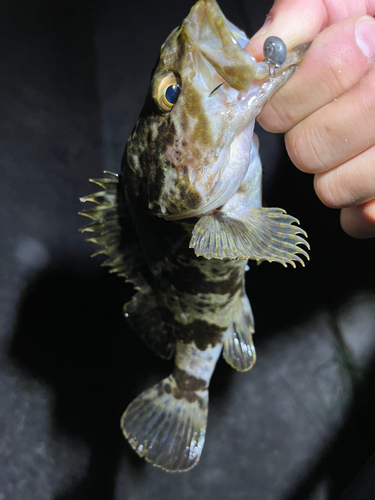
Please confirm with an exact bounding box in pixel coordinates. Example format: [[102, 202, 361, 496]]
[[80, 0, 309, 472]]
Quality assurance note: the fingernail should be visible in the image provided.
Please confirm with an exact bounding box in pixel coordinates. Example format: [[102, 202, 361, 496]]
[[355, 16, 375, 60], [253, 15, 272, 38]]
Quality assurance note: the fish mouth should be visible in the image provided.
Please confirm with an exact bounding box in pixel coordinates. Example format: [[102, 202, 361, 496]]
[[184, 0, 257, 92]]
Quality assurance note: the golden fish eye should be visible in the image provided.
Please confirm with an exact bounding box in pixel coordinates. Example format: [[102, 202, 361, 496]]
[[152, 71, 181, 112]]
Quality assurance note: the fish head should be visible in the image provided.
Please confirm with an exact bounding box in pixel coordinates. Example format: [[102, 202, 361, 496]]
[[127, 0, 306, 219]]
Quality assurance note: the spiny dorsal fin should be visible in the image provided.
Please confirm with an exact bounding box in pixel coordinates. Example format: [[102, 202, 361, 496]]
[[190, 207, 309, 267], [79, 172, 146, 287]]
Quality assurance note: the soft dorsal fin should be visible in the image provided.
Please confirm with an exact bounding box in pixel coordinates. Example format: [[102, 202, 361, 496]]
[[124, 284, 175, 360]]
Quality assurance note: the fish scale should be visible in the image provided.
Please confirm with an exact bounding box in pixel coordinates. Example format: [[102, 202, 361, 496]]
[[80, 0, 309, 472]]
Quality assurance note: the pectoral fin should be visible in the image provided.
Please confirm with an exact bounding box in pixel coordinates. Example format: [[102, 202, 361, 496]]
[[189, 208, 309, 267]]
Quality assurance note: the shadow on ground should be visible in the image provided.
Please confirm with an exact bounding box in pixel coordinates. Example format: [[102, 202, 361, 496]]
[[284, 343, 375, 500], [9, 256, 168, 499]]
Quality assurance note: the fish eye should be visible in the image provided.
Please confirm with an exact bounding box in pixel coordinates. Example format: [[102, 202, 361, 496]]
[[165, 84, 180, 105], [152, 71, 181, 112]]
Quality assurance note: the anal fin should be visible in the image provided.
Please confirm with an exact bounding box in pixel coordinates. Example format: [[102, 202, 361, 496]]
[[190, 207, 309, 267], [223, 293, 256, 371]]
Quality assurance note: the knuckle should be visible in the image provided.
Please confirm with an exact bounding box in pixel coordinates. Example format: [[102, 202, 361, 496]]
[[359, 68, 375, 118], [314, 172, 342, 208], [324, 49, 357, 95], [257, 101, 292, 133], [285, 125, 327, 173], [314, 165, 361, 209]]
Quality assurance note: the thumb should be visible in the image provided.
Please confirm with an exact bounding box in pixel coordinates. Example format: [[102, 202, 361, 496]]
[[246, 0, 375, 60], [246, 0, 328, 60]]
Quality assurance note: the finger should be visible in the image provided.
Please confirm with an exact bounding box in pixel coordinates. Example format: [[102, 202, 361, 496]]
[[247, 0, 327, 60], [257, 16, 375, 133], [285, 62, 375, 174], [313, 145, 375, 208], [340, 199, 375, 238], [246, 0, 375, 61]]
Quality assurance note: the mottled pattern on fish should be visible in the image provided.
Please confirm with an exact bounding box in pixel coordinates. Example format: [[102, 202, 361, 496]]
[[81, 0, 309, 472]]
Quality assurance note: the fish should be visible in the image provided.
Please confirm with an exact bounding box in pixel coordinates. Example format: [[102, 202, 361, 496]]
[[80, 0, 310, 473]]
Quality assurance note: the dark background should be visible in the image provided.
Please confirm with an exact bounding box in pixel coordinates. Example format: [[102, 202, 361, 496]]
[[1, 0, 375, 499]]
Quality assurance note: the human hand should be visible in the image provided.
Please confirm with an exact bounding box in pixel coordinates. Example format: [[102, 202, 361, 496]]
[[246, 0, 375, 238]]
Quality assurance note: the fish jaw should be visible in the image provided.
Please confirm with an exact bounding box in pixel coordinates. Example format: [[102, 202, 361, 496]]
[[138, 0, 309, 221]]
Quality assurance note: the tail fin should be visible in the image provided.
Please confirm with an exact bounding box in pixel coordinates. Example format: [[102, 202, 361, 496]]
[[121, 374, 208, 472]]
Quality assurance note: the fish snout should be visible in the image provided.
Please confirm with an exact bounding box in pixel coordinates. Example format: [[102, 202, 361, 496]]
[[185, 0, 257, 92]]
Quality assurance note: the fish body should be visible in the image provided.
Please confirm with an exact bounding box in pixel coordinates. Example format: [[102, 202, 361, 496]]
[[81, 0, 309, 472]]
